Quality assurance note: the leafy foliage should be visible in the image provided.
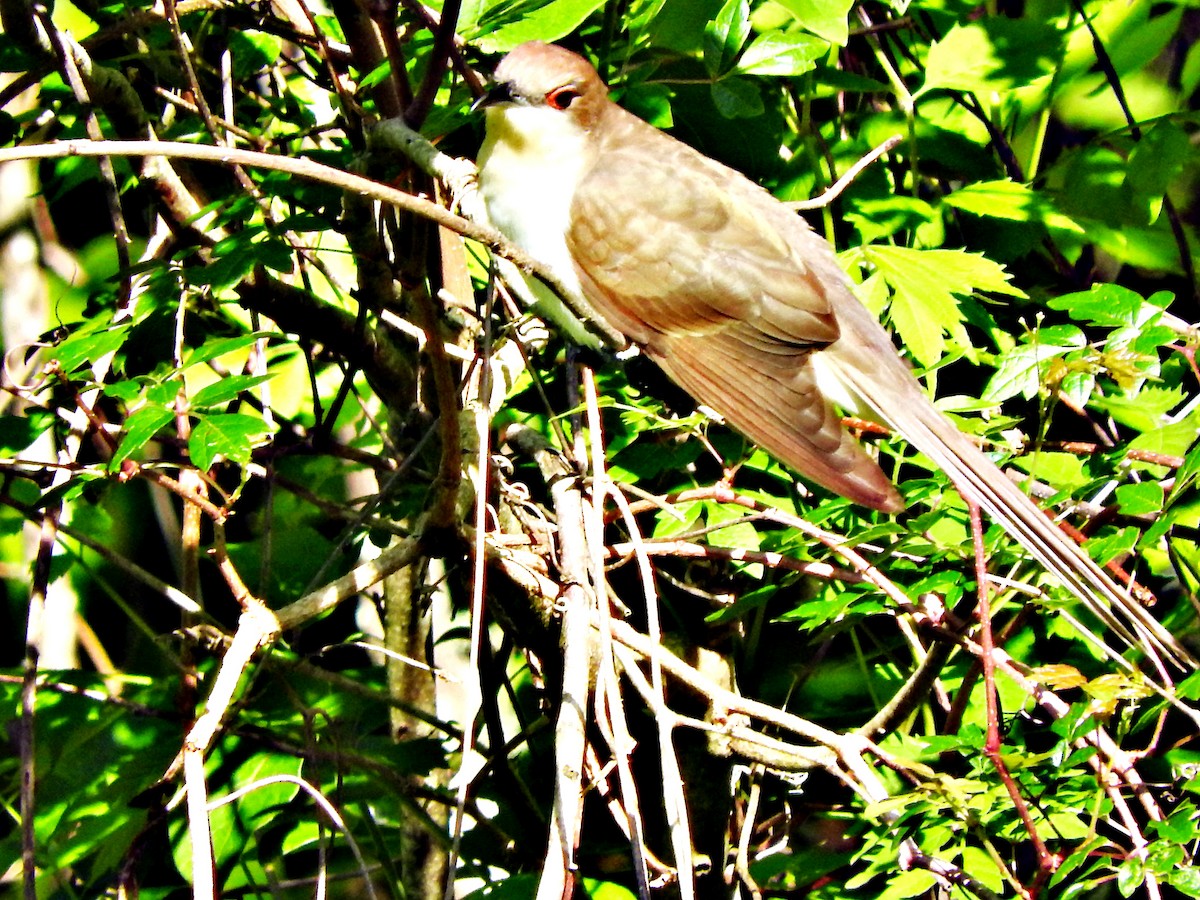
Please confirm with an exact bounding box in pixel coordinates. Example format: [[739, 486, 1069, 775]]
[[0, 0, 1198, 898]]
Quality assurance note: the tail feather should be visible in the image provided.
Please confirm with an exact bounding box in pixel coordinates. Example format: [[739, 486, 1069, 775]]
[[822, 344, 1195, 670]]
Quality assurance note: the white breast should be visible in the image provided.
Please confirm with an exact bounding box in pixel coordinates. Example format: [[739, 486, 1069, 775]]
[[477, 105, 590, 301]]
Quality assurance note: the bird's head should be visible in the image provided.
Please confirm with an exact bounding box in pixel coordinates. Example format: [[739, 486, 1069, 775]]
[[474, 42, 608, 132]]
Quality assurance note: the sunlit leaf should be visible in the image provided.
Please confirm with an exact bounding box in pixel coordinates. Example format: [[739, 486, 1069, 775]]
[[188, 413, 270, 471], [921, 19, 1063, 95], [703, 0, 752, 77], [772, 0, 852, 45]]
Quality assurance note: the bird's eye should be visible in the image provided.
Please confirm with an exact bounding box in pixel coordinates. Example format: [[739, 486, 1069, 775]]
[[546, 86, 581, 110]]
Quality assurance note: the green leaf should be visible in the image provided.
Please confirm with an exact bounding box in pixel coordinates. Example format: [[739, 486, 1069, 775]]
[[190, 245, 256, 290], [1010, 452, 1088, 491], [945, 180, 1084, 234], [183, 332, 275, 368], [188, 413, 270, 471], [190, 374, 274, 410], [110, 406, 176, 471], [704, 505, 760, 551], [1117, 854, 1144, 897], [1085, 527, 1139, 567], [1115, 482, 1163, 517], [1130, 409, 1200, 459], [884, 867, 938, 898], [228, 30, 283, 79], [854, 246, 1022, 368], [229, 752, 302, 823], [255, 237, 295, 273], [703, 0, 751, 77], [737, 30, 826, 76], [1182, 37, 1200, 97], [580, 879, 637, 900], [1091, 385, 1184, 433], [474, 0, 609, 54], [845, 196, 938, 244], [654, 501, 703, 540], [1169, 867, 1200, 895], [1046, 284, 1160, 327], [710, 75, 763, 118], [771, 0, 851, 45], [359, 59, 393, 91], [1125, 121, 1191, 225], [0, 411, 53, 454], [984, 329, 1086, 403], [921, 19, 1064, 96], [52, 324, 133, 374], [959, 845, 1007, 893]]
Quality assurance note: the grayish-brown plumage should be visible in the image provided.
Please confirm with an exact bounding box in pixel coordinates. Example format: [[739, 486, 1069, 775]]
[[476, 41, 1194, 668]]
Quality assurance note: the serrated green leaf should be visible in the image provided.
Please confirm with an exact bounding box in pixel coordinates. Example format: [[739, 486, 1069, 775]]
[[110, 406, 176, 471], [1085, 527, 1139, 567], [52, 324, 132, 374], [1130, 409, 1200, 459], [921, 19, 1063, 95], [771, 0, 851, 45], [188, 413, 270, 471], [855, 246, 1021, 368], [183, 332, 275, 368], [983, 330, 1086, 403], [1092, 385, 1184, 433], [1047, 284, 1157, 328], [1010, 452, 1087, 490], [845, 196, 937, 244], [190, 374, 274, 410], [737, 30, 826, 76], [945, 180, 1084, 234], [1115, 482, 1163, 517]]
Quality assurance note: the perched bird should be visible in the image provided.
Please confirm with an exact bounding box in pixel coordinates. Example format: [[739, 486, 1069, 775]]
[[474, 40, 1192, 668]]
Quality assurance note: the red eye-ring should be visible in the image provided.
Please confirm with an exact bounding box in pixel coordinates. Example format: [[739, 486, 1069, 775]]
[[546, 86, 581, 110]]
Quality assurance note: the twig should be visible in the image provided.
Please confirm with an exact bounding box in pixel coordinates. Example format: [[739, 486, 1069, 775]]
[[969, 499, 1059, 896], [504, 423, 595, 900], [444, 269, 496, 900], [607, 537, 864, 583], [582, 371, 655, 900], [788, 135, 903, 211]]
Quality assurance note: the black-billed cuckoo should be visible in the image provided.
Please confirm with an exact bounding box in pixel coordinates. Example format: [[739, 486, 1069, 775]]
[[475, 41, 1192, 668]]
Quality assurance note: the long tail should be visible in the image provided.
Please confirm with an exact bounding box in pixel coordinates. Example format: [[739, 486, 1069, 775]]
[[822, 310, 1196, 670]]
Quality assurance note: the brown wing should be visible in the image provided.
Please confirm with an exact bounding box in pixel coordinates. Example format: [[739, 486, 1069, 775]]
[[567, 109, 901, 510]]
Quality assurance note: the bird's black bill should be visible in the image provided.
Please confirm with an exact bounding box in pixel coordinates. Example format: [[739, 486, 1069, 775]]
[[471, 82, 515, 113]]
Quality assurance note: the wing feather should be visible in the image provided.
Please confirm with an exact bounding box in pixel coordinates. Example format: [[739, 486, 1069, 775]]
[[567, 111, 900, 509]]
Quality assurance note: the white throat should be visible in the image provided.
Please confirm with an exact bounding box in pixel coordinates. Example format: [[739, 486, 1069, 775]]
[[477, 104, 591, 299]]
